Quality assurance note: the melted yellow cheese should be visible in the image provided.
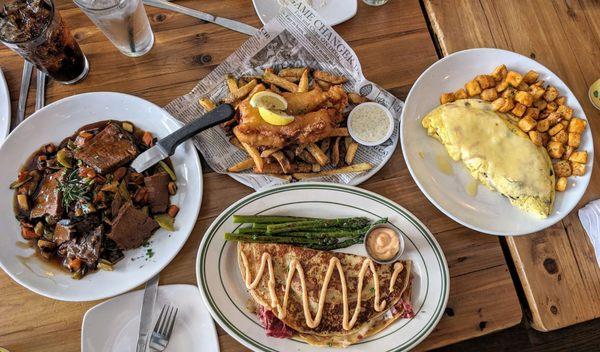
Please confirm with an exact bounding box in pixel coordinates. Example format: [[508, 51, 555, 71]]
[[422, 99, 554, 217]]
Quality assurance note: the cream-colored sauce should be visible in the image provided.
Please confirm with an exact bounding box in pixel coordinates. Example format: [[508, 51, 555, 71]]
[[366, 228, 400, 261], [240, 251, 404, 331], [349, 104, 390, 142], [435, 154, 454, 175]]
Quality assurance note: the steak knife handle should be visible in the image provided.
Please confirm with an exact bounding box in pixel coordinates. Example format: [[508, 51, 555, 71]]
[[158, 104, 235, 155]]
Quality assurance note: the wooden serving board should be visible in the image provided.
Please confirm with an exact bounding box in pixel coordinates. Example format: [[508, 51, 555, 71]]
[[0, 1, 521, 350], [424, 0, 600, 332]]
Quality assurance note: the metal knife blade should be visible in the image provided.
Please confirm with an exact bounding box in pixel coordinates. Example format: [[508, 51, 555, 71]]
[[142, 0, 259, 36], [15, 61, 33, 128], [35, 70, 46, 111], [136, 274, 159, 352], [131, 143, 169, 174]]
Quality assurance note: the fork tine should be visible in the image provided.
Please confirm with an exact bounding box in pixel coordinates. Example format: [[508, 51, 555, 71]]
[[153, 305, 167, 333], [165, 308, 178, 339], [158, 305, 171, 335]]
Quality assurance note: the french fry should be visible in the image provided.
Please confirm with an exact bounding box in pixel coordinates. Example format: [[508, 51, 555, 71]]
[[254, 162, 283, 174], [227, 158, 254, 172], [241, 142, 264, 172], [316, 79, 331, 91], [260, 147, 281, 158], [312, 164, 321, 172], [226, 75, 238, 93], [224, 79, 258, 103], [282, 76, 300, 83], [298, 150, 317, 164], [272, 151, 293, 174], [293, 163, 373, 179], [331, 137, 340, 165], [348, 92, 368, 104], [313, 70, 348, 84], [247, 83, 266, 100], [306, 142, 329, 166], [269, 174, 293, 181], [345, 140, 359, 164], [320, 138, 331, 153], [198, 98, 216, 111], [269, 84, 282, 94], [263, 71, 298, 92], [279, 67, 306, 78], [327, 128, 350, 137], [298, 69, 309, 93], [229, 136, 244, 150], [294, 144, 308, 155]]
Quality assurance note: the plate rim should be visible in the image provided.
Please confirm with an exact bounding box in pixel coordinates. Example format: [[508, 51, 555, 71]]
[[0, 68, 11, 143], [195, 182, 449, 352], [252, 0, 358, 27], [400, 47, 594, 236], [0, 91, 203, 301]]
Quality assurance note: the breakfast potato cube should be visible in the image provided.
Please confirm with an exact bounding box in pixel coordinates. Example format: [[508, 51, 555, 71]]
[[529, 130, 543, 146], [515, 91, 533, 106], [524, 107, 540, 120], [512, 103, 527, 117], [571, 161, 586, 176], [543, 86, 559, 102], [529, 85, 546, 101], [568, 132, 581, 148], [506, 71, 523, 87], [546, 101, 558, 112], [561, 120, 569, 128], [533, 99, 547, 110], [551, 130, 568, 144], [555, 96, 566, 105], [547, 141, 565, 158], [502, 87, 516, 100], [491, 97, 506, 111], [547, 112, 562, 126], [556, 105, 573, 120], [518, 116, 537, 131], [517, 82, 529, 92], [440, 93, 456, 104], [476, 75, 496, 89], [523, 70, 540, 84], [492, 64, 508, 82], [569, 151, 588, 164], [563, 145, 575, 160], [465, 79, 482, 96], [481, 88, 498, 101], [539, 110, 551, 120], [553, 160, 572, 177], [548, 123, 564, 136], [496, 80, 509, 93], [499, 97, 515, 113], [541, 132, 550, 146], [454, 88, 468, 100], [555, 177, 568, 192], [568, 118, 586, 133], [536, 118, 551, 132]]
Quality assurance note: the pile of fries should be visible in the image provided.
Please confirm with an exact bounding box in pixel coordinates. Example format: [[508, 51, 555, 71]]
[[199, 67, 374, 181], [440, 65, 588, 192]]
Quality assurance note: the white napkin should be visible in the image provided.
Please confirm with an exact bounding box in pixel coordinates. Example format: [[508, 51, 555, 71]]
[[578, 200, 600, 266]]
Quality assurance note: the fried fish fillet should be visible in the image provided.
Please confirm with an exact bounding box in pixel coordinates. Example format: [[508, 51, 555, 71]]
[[233, 85, 348, 148], [422, 99, 555, 217]]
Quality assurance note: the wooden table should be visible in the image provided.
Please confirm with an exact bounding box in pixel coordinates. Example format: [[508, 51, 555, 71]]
[[1, 0, 595, 351]]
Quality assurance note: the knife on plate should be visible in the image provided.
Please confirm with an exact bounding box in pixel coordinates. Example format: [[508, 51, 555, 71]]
[[142, 0, 259, 36], [136, 274, 160, 352], [131, 103, 235, 173], [14, 61, 33, 129]]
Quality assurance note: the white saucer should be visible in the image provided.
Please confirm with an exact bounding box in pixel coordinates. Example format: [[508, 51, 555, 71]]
[[81, 284, 219, 352]]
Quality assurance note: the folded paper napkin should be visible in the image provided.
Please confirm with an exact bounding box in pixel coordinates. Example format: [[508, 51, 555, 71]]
[[578, 200, 600, 266]]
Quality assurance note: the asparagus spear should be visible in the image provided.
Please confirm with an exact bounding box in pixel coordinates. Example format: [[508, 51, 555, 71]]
[[224, 232, 337, 245], [232, 215, 313, 224], [266, 217, 370, 234], [305, 237, 365, 251]]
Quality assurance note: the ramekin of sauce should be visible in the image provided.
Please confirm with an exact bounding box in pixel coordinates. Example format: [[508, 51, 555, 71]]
[[347, 102, 394, 146], [364, 223, 404, 264]]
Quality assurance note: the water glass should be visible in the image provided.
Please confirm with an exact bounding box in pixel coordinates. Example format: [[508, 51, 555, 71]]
[[74, 0, 154, 57], [363, 0, 390, 6], [0, 0, 89, 84]]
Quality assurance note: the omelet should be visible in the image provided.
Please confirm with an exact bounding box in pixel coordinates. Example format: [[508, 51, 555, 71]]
[[422, 99, 555, 217]]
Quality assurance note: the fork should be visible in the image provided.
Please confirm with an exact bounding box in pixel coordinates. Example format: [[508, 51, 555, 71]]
[[148, 304, 178, 351]]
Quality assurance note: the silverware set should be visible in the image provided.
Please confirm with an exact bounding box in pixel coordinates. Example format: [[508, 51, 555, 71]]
[[14, 62, 45, 130]]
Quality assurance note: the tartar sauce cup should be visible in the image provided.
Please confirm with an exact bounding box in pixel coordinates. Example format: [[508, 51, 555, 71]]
[[364, 222, 405, 264], [347, 102, 395, 146]]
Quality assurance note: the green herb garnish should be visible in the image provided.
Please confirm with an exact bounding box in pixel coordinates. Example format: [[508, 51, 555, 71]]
[[57, 168, 91, 208]]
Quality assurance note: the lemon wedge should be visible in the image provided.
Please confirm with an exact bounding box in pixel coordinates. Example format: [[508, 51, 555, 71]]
[[250, 91, 288, 110], [258, 107, 295, 126]]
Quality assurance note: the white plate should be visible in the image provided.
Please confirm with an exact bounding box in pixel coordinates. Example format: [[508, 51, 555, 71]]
[[401, 48, 594, 236], [252, 0, 357, 27], [0, 92, 203, 301], [196, 182, 449, 352], [0, 68, 11, 144], [81, 284, 219, 352]]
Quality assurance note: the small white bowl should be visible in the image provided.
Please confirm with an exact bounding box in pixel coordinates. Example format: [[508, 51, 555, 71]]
[[347, 102, 394, 146], [363, 222, 405, 264]]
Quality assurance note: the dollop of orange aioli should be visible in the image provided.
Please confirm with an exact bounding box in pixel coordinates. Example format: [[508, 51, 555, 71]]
[[367, 228, 400, 261]]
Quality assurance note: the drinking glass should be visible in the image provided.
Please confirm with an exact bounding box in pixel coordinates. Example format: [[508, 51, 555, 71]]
[[363, 0, 390, 6], [0, 0, 89, 84], [74, 0, 154, 57]]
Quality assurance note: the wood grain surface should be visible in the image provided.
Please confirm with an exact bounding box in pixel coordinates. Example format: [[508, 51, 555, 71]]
[[424, 0, 600, 332], [0, 1, 521, 351]]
